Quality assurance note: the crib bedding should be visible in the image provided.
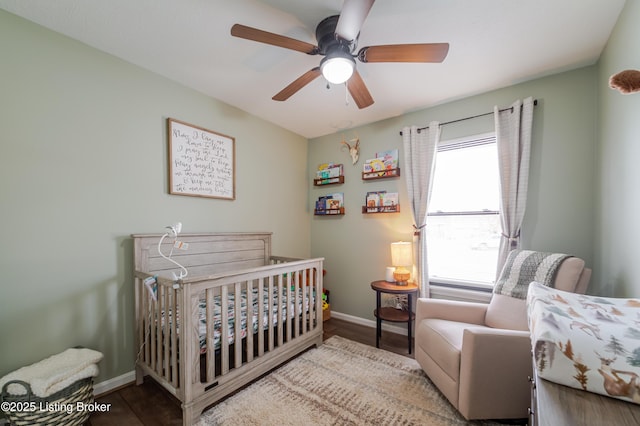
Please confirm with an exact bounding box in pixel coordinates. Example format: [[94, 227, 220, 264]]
[[161, 286, 315, 353], [527, 281, 640, 405]]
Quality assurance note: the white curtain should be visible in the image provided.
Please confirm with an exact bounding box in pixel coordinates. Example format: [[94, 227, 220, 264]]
[[402, 123, 440, 297], [494, 97, 534, 278]]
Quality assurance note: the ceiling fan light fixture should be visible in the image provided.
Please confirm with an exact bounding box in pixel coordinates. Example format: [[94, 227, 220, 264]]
[[320, 51, 355, 85]]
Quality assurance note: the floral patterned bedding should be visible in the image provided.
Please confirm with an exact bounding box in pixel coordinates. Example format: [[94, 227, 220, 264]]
[[527, 281, 640, 404], [162, 286, 315, 353]]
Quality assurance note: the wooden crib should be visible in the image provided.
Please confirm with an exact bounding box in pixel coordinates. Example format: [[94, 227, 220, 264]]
[[132, 232, 324, 425]]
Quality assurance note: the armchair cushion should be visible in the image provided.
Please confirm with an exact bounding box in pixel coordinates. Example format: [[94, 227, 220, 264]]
[[415, 319, 465, 382], [484, 294, 528, 331], [553, 256, 586, 292]]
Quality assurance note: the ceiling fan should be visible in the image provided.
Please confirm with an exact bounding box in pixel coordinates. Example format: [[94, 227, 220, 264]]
[[230, 0, 449, 109]]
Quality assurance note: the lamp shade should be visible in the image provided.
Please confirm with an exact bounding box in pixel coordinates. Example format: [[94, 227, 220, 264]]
[[391, 242, 412, 267], [391, 241, 412, 285]]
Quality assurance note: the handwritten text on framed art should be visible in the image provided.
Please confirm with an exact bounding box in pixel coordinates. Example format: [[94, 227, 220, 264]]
[[168, 118, 235, 200]]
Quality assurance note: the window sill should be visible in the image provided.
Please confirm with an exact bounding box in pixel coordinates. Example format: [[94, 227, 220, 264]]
[[429, 278, 493, 303]]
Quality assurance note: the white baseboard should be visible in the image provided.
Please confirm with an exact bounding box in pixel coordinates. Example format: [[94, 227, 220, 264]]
[[93, 370, 136, 396], [330, 310, 408, 336]]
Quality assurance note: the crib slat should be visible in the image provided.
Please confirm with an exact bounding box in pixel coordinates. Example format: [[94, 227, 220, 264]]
[[151, 290, 159, 372], [205, 288, 216, 382], [142, 280, 150, 366], [170, 287, 178, 388], [163, 286, 170, 377], [316, 266, 323, 332], [191, 294, 201, 385], [246, 280, 254, 363], [257, 277, 265, 357], [286, 272, 292, 344], [268, 275, 275, 352], [312, 268, 317, 331], [277, 273, 284, 348], [294, 271, 300, 338], [157, 285, 165, 376], [311, 268, 318, 331], [302, 269, 308, 334], [221, 286, 229, 375], [234, 282, 242, 369], [304, 272, 309, 330]]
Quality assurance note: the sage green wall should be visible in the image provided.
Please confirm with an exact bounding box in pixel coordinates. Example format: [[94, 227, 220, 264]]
[[0, 10, 310, 383], [3, 0, 635, 387], [596, 0, 640, 297], [310, 67, 598, 320]]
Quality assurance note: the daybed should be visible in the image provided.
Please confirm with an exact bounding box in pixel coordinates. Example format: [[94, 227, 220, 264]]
[[133, 232, 324, 425]]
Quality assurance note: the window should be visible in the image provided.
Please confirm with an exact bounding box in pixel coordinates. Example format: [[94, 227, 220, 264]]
[[426, 133, 500, 286]]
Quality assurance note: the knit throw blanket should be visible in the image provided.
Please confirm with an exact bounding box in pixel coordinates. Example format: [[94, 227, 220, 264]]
[[494, 250, 571, 299], [0, 348, 102, 398]]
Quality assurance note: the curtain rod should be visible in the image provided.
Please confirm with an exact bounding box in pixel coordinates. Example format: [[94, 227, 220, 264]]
[[399, 99, 538, 136]]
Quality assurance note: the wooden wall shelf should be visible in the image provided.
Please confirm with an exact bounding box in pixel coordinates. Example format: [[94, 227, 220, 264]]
[[314, 207, 345, 216], [362, 167, 401, 180], [313, 176, 344, 186], [362, 205, 400, 214]]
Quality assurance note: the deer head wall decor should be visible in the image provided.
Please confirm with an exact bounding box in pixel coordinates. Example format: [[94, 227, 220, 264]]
[[341, 134, 360, 165]]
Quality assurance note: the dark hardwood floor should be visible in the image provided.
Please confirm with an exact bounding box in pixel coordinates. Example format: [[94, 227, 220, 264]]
[[88, 318, 412, 426]]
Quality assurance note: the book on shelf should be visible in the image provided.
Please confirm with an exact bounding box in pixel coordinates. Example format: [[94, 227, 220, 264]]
[[316, 163, 343, 179], [328, 192, 344, 208], [381, 192, 398, 207], [363, 149, 399, 172], [327, 198, 341, 210], [316, 192, 343, 212], [315, 198, 327, 212], [363, 158, 386, 173], [317, 162, 335, 170], [363, 192, 398, 212], [376, 149, 399, 170], [365, 191, 386, 207]]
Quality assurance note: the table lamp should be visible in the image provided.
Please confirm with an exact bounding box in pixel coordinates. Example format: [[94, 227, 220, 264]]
[[391, 241, 412, 285]]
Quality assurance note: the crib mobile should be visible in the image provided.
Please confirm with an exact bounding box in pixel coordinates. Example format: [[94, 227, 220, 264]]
[[144, 222, 188, 301]]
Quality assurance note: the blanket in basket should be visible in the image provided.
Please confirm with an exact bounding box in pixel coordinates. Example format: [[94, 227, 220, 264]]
[[0, 348, 102, 397], [527, 281, 640, 404], [494, 250, 571, 299]]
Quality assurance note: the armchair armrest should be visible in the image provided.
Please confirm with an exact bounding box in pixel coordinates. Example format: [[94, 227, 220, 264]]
[[457, 327, 532, 419], [415, 298, 488, 326]]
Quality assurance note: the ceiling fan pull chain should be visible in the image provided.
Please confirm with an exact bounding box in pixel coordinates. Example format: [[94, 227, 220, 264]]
[[345, 83, 349, 106]]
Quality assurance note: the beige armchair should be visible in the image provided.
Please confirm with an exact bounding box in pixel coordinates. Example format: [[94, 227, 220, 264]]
[[414, 256, 591, 420]]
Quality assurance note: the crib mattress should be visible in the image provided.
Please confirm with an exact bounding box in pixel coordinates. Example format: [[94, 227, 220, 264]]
[[161, 287, 315, 353], [527, 281, 640, 405]]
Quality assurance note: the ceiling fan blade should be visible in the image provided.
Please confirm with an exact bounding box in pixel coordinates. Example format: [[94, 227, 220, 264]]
[[358, 43, 450, 63], [335, 0, 375, 43], [273, 68, 322, 101], [231, 24, 318, 55], [347, 70, 374, 109]]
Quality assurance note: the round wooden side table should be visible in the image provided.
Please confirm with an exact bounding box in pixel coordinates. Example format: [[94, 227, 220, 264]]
[[370, 280, 419, 354]]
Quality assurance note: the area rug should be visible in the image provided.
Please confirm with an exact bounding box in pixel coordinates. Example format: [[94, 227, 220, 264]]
[[196, 336, 502, 425]]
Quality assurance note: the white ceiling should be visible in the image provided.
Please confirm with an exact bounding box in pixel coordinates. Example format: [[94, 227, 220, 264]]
[[0, 0, 626, 138]]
